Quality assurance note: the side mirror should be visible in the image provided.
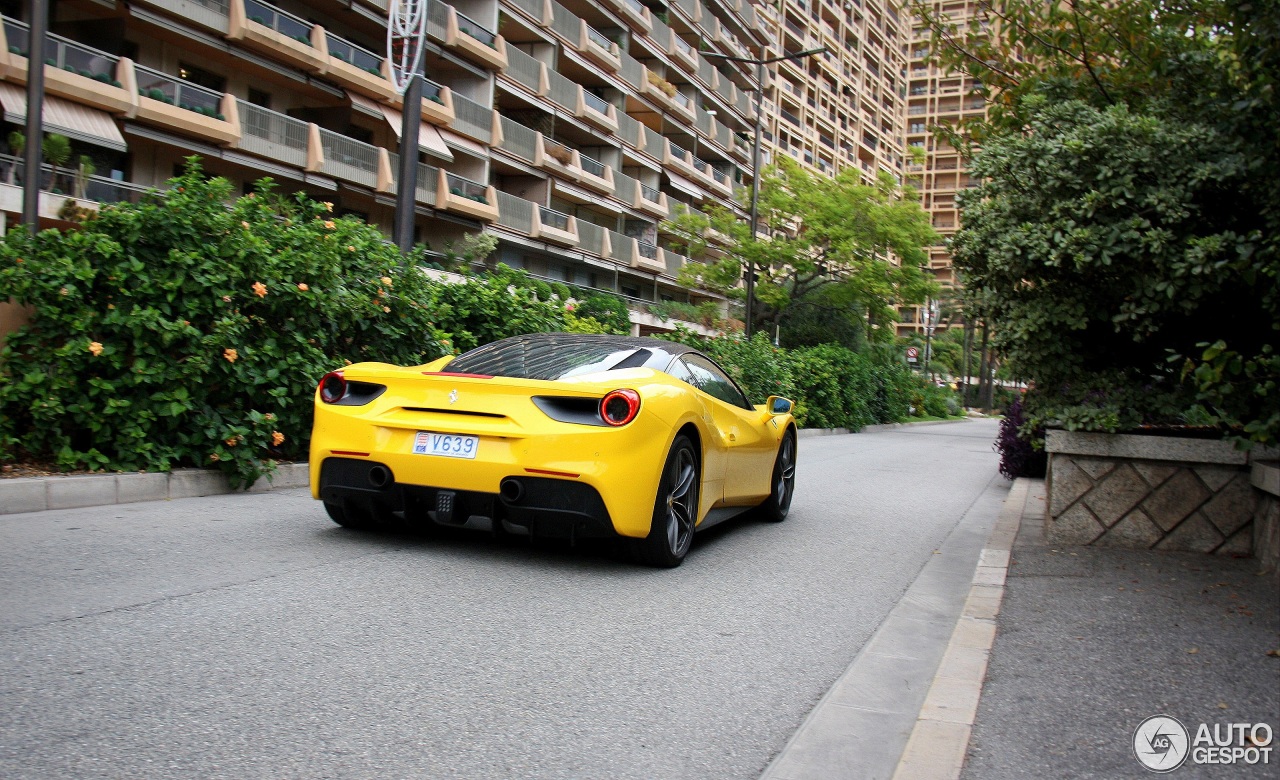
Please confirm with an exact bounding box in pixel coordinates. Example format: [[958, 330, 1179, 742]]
[[767, 395, 793, 415]]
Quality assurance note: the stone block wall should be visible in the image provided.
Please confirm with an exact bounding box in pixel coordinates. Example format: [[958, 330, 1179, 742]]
[[1252, 462, 1279, 579], [1045, 431, 1258, 554]]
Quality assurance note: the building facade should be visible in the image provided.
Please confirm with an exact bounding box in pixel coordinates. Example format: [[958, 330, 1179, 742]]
[[0, 0, 950, 335]]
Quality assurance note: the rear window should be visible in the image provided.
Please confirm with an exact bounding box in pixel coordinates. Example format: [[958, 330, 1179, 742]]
[[447, 337, 653, 381]]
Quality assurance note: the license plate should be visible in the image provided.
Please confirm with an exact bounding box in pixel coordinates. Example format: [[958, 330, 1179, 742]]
[[412, 432, 479, 459]]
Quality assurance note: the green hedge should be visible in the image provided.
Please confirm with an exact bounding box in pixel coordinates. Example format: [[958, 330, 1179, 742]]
[[0, 163, 578, 486], [660, 331, 953, 429]]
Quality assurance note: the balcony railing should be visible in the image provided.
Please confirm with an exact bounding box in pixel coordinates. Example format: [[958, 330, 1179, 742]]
[[245, 0, 312, 44], [637, 241, 659, 260], [539, 206, 571, 232], [135, 64, 224, 117], [582, 90, 610, 115], [0, 154, 152, 203], [585, 24, 613, 52], [2, 19, 123, 85], [319, 128, 379, 186], [640, 183, 661, 202], [325, 32, 381, 75], [455, 9, 497, 47], [445, 172, 489, 204], [579, 154, 606, 178], [237, 100, 308, 167]]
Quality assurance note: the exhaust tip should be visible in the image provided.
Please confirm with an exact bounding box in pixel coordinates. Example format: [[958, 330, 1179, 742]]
[[368, 465, 392, 489], [499, 478, 524, 503]]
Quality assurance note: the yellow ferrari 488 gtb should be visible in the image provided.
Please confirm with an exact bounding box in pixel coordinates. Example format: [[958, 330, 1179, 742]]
[[309, 333, 797, 567]]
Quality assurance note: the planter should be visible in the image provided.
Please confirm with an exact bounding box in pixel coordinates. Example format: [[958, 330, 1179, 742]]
[[1044, 430, 1271, 557]]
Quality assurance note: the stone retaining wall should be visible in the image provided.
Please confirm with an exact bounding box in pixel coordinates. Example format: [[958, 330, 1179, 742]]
[[1045, 431, 1261, 554]]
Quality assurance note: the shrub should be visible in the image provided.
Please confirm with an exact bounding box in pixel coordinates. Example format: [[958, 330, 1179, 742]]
[[995, 397, 1047, 479], [0, 160, 446, 487], [571, 293, 631, 335]]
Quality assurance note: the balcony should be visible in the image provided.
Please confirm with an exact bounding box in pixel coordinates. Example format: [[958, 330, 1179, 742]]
[[607, 0, 653, 35], [533, 134, 582, 181], [0, 20, 135, 115], [235, 99, 309, 168], [578, 20, 621, 73], [641, 67, 695, 122], [629, 179, 669, 218], [438, 169, 498, 221], [134, 64, 240, 145], [310, 126, 392, 191], [531, 206, 579, 246], [444, 6, 508, 72], [231, 0, 326, 72], [575, 87, 618, 133], [633, 240, 666, 274], [663, 139, 699, 178], [132, 0, 230, 35], [322, 31, 395, 101], [576, 153, 615, 195], [668, 29, 699, 71]]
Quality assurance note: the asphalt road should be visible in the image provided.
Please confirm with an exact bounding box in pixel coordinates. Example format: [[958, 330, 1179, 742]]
[[0, 419, 1002, 780]]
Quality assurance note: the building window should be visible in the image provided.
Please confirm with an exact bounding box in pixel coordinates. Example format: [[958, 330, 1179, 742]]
[[178, 62, 226, 93], [248, 88, 272, 109]]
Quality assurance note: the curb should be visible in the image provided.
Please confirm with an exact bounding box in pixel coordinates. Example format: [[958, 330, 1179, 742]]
[[0, 463, 310, 516], [890, 478, 1031, 780], [798, 418, 971, 439], [3, 421, 975, 516]]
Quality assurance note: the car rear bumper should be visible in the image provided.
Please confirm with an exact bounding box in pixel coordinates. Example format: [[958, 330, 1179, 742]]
[[318, 456, 619, 539]]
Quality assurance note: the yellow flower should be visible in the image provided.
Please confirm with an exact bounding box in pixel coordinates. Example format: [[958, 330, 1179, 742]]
[[59, 287, 69, 296], [223, 348, 238, 363], [225, 436, 239, 447], [322, 202, 333, 212], [107, 303, 115, 310], [380, 276, 393, 287], [209, 453, 220, 462], [323, 220, 335, 229], [297, 283, 309, 292], [271, 431, 285, 446], [222, 295, 232, 303], [252, 281, 267, 298], [241, 221, 250, 229], [88, 341, 104, 356], [382, 306, 391, 313]]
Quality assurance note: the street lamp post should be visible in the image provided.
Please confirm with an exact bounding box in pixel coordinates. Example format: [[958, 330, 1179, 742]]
[[388, 0, 430, 255], [703, 46, 826, 338]]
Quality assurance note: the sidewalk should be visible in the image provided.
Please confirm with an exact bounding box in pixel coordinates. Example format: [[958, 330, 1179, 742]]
[[962, 479, 1279, 779]]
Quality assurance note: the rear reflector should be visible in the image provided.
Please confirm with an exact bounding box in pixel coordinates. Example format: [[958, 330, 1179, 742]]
[[524, 468, 581, 478]]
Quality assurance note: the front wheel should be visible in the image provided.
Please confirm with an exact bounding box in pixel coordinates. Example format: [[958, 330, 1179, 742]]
[[756, 430, 796, 522], [630, 435, 699, 568]]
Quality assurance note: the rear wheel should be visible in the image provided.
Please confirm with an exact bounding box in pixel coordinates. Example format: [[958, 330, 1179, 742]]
[[756, 430, 796, 522], [324, 500, 394, 530], [631, 435, 699, 568]]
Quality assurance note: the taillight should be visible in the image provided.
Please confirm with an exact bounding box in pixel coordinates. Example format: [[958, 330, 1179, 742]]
[[600, 389, 641, 427], [319, 371, 347, 404]]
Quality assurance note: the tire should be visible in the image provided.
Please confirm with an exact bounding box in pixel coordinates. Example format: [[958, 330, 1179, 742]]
[[324, 500, 393, 530], [630, 435, 699, 568], [756, 430, 797, 522]]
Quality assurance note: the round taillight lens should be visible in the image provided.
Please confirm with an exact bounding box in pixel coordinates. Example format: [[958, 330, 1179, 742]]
[[600, 389, 641, 427], [319, 371, 347, 404]]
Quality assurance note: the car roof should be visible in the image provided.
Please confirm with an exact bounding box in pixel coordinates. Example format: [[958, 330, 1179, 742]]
[[446, 332, 699, 380]]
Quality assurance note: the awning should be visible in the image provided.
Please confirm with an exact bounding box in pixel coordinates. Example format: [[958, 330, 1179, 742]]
[[553, 178, 621, 213], [664, 170, 707, 201], [378, 104, 453, 162], [0, 83, 127, 152], [439, 127, 487, 158], [347, 90, 386, 120]]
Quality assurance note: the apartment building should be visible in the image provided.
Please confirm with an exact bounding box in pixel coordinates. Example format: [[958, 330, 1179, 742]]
[[0, 0, 919, 335], [897, 0, 985, 336]]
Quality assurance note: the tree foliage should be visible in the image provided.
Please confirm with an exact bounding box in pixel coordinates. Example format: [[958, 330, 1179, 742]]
[[668, 158, 938, 344], [912, 0, 1280, 444]]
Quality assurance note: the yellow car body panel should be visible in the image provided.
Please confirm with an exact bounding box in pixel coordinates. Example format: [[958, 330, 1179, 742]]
[[309, 338, 795, 542]]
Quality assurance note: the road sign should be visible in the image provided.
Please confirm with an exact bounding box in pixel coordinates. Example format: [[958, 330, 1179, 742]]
[[906, 346, 919, 363]]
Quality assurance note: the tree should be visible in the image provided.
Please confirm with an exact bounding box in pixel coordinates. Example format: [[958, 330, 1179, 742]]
[[40, 133, 71, 193], [912, 0, 1280, 443], [667, 157, 938, 344]]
